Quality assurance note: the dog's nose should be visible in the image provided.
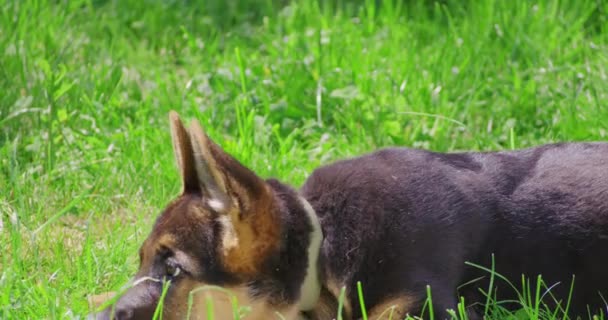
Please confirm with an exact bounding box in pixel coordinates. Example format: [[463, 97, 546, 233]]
[[89, 303, 156, 320], [114, 308, 133, 320], [89, 279, 160, 320]]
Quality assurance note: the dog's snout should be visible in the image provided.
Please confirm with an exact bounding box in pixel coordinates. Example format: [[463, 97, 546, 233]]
[[88, 288, 158, 320], [89, 304, 152, 320], [114, 308, 133, 320]]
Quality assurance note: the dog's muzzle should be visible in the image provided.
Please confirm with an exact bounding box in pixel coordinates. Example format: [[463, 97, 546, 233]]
[[88, 279, 161, 320]]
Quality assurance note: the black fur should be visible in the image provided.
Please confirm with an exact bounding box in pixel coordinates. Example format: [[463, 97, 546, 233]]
[[301, 142, 608, 318], [250, 179, 313, 306]]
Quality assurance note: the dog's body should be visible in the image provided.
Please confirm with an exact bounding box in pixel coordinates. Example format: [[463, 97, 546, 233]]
[[93, 112, 608, 320], [303, 143, 608, 319]]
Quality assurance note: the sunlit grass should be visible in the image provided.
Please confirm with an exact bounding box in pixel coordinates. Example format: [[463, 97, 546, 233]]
[[1, 0, 607, 318]]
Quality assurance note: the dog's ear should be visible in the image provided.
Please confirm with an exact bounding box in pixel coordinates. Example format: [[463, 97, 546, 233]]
[[169, 111, 199, 192], [188, 119, 270, 212], [188, 119, 280, 275]]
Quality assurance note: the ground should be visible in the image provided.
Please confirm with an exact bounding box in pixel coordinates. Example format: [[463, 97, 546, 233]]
[[0, 0, 607, 319]]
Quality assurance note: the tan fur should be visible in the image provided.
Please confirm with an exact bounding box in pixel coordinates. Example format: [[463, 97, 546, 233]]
[[189, 202, 214, 221], [156, 233, 177, 249], [220, 197, 281, 276], [218, 215, 239, 253], [187, 120, 282, 277], [88, 292, 115, 309], [324, 276, 352, 319], [306, 287, 341, 320], [367, 294, 418, 320], [164, 278, 299, 320]]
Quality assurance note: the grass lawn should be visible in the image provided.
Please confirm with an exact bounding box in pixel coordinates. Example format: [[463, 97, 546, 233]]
[[1, 0, 607, 318]]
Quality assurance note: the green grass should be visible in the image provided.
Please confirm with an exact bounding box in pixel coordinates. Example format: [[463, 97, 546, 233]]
[[1, 0, 607, 318]]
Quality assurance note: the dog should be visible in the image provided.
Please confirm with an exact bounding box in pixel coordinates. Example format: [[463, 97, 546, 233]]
[[91, 111, 608, 319]]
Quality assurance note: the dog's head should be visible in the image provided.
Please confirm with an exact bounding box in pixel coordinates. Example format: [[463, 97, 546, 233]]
[[91, 112, 322, 320]]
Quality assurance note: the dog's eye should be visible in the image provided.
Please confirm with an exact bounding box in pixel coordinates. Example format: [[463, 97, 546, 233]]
[[165, 261, 181, 278]]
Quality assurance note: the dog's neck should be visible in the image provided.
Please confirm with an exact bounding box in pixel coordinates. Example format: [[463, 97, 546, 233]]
[[297, 196, 323, 311]]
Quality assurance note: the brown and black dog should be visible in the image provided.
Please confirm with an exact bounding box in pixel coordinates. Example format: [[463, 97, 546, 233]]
[[91, 111, 608, 319]]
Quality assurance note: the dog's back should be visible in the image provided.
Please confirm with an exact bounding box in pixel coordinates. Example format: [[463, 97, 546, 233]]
[[301, 142, 608, 318]]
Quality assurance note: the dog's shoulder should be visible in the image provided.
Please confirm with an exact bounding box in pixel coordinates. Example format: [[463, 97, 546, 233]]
[[301, 147, 430, 194]]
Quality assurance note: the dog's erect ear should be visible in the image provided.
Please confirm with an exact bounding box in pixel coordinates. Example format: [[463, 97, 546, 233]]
[[188, 119, 272, 212], [188, 119, 280, 274], [169, 111, 199, 192]]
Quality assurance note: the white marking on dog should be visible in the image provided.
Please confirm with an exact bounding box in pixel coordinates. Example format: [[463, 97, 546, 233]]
[[218, 215, 239, 253], [208, 198, 225, 212], [131, 276, 161, 287], [298, 196, 323, 311]]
